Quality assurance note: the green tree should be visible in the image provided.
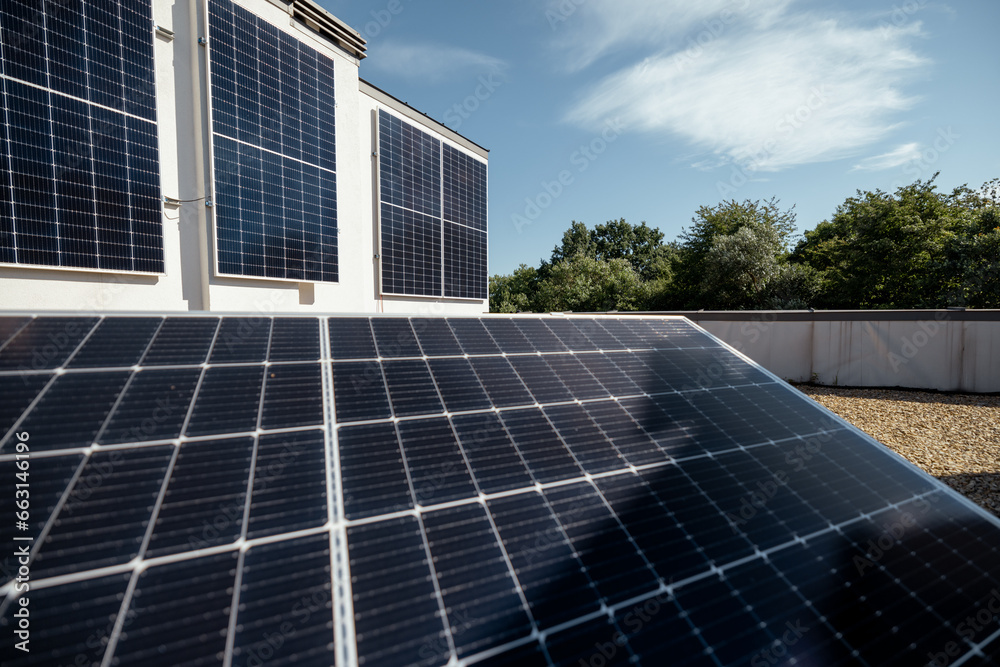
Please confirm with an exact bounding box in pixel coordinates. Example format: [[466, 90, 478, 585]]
[[790, 176, 981, 308], [548, 221, 595, 265], [489, 264, 540, 313], [673, 198, 797, 307], [549, 219, 668, 279], [534, 256, 650, 312]]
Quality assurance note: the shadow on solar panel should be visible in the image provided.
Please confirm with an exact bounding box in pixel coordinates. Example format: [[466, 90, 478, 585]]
[[0, 314, 998, 667]]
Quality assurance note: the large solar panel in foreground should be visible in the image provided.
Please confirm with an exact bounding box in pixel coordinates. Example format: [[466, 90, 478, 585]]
[[0, 314, 998, 667]]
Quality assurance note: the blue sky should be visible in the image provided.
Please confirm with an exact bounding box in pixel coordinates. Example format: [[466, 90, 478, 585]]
[[321, 0, 1000, 276]]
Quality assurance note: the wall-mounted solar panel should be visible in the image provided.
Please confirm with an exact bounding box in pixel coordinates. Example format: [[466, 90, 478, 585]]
[[1, 314, 999, 667], [378, 110, 488, 300], [0, 0, 163, 274], [207, 0, 338, 282]]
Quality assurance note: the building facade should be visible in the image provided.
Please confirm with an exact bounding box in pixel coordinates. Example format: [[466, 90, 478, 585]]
[[0, 0, 489, 314]]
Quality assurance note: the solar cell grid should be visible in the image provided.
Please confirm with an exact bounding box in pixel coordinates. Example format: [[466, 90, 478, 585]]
[[0, 0, 163, 273], [0, 313, 998, 667], [378, 110, 488, 300], [208, 0, 338, 283]]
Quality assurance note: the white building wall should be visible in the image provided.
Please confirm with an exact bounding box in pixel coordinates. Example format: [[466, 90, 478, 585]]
[[0, 0, 488, 316]]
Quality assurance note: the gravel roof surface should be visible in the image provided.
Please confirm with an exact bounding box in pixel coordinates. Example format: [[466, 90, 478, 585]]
[[796, 385, 1000, 518]]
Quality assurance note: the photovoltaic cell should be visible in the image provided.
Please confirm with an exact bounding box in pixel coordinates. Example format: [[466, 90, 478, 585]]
[[339, 421, 411, 520], [208, 0, 337, 283], [111, 552, 239, 665], [328, 317, 378, 360], [67, 317, 161, 368], [413, 318, 464, 357], [97, 368, 201, 444], [381, 359, 444, 417], [232, 534, 335, 663], [372, 318, 422, 358], [331, 360, 391, 423], [144, 437, 253, 557], [1, 314, 999, 667], [246, 430, 328, 538], [209, 316, 272, 364], [427, 357, 492, 413], [32, 445, 175, 578], [0, 317, 97, 370], [141, 317, 219, 366], [184, 365, 264, 436], [260, 362, 323, 429], [0, 1, 164, 274], [3, 371, 130, 451], [398, 417, 477, 506]]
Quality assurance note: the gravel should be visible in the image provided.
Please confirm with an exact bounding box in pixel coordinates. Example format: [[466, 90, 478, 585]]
[[795, 385, 1000, 518]]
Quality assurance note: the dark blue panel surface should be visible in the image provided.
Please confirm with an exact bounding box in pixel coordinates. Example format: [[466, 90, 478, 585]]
[[208, 0, 337, 283], [1, 315, 998, 667], [0, 1, 163, 273]]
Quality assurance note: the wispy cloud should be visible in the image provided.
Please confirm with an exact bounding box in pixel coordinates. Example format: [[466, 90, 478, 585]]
[[366, 41, 507, 83], [549, 0, 794, 72], [851, 143, 923, 171], [556, 0, 928, 171]]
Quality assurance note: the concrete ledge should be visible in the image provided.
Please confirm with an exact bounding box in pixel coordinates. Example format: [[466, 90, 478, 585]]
[[619, 310, 1000, 393]]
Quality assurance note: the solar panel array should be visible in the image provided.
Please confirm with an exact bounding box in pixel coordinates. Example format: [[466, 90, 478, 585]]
[[208, 0, 338, 282], [379, 110, 488, 300], [0, 0, 163, 273], [1, 314, 999, 667]]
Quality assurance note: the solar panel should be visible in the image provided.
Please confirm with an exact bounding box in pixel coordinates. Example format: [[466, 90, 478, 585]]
[[207, 0, 338, 283], [0, 0, 163, 273], [1, 314, 999, 667], [378, 110, 489, 300]]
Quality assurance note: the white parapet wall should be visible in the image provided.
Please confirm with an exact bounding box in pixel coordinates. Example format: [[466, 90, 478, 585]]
[[651, 311, 1000, 394]]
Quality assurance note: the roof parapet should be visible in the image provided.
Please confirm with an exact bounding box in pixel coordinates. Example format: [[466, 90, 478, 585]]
[[290, 0, 366, 60]]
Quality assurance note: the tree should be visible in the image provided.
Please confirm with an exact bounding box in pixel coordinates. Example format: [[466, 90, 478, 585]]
[[789, 176, 981, 308], [673, 198, 797, 307], [549, 221, 595, 265], [549, 219, 668, 279], [489, 264, 540, 313], [534, 256, 650, 312], [699, 223, 784, 309]]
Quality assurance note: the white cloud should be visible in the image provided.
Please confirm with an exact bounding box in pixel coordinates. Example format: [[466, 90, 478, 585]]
[[366, 41, 506, 83], [557, 1, 928, 171], [851, 143, 923, 171], [548, 0, 794, 72]]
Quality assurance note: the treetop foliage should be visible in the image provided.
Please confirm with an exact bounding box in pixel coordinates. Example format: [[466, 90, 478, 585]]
[[490, 175, 999, 313]]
